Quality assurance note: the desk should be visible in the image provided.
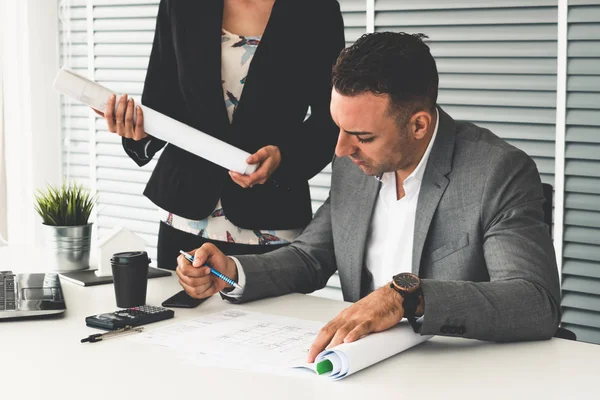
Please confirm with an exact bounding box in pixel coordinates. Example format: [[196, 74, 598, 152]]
[[1, 246, 600, 400]]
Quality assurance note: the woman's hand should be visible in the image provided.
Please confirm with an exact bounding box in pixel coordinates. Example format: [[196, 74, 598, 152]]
[[229, 145, 281, 188], [92, 94, 147, 140]]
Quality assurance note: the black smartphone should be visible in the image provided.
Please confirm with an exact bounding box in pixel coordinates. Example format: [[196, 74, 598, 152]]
[[161, 290, 207, 308]]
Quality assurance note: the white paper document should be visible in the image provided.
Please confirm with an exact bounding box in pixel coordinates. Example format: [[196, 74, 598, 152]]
[[294, 320, 432, 380], [131, 309, 320, 375], [52, 67, 257, 175], [130, 309, 431, 379]]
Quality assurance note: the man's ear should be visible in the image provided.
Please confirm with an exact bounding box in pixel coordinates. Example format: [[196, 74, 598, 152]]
[[411, 111, 432, 140]]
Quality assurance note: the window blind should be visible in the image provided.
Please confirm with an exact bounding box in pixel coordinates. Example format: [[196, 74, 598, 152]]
[[560, 0, 600, 345], [92, 1, 161, 263], [60, 1, 91, 189], [374, 0, 558, 187], [60, 0, 162, 263]]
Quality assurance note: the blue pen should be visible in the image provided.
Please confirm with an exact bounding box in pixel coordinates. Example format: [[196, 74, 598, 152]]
[[179, 250, 243, 290]]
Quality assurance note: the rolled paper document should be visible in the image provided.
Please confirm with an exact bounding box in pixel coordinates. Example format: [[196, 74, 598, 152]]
[[52, 67, 257, 175], [294, 321, 432, 380]]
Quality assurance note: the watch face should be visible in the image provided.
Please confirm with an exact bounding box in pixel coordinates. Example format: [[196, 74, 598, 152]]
[[393, 273, 420, 290]]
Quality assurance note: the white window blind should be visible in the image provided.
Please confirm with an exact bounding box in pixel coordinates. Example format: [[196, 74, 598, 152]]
[[60, 1, 90, 189], [560, 0, 600, 345], [60, 0, 162, 263], [375, 0, 558, 187]]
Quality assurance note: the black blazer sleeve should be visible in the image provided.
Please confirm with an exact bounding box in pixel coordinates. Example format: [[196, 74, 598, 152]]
[[121, 0, 180, 167], [270, 0, 345, 185]]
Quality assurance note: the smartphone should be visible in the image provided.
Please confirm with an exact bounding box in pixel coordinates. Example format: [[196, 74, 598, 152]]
[[161, 290, 207, 308]]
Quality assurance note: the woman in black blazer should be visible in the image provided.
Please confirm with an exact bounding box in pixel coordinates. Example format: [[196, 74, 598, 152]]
[[98, 0, 345, 270]]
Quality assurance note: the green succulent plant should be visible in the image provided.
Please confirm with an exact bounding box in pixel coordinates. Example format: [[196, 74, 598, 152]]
[[34, 182, 96, 226]]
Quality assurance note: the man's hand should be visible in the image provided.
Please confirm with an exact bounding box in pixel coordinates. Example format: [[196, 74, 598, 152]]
[[307, 285, 405, 362], [175, 243, 238, 299], [229, 145, 281, 188]]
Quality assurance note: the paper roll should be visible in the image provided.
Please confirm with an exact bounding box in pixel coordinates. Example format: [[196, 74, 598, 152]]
[[52, 67, 258, 175]]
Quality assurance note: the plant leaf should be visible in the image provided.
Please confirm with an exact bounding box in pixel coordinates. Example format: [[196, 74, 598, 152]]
[[33, 180, 96, 226]]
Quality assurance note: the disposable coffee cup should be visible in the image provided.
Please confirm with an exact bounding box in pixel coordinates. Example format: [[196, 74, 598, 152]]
[[111, 251, 150, 308]]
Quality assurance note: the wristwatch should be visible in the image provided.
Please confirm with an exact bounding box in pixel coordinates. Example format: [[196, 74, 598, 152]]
[[390, 272, 423, 332]]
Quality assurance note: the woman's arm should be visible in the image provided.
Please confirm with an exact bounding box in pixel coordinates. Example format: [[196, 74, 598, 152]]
[[122, 0, 181, 167]]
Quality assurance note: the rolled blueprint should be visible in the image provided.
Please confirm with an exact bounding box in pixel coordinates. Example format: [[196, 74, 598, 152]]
[[52, 67, 257, 175]]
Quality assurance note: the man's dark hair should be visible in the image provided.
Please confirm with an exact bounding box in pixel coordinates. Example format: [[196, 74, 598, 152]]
[[332, 32, 438, 125]]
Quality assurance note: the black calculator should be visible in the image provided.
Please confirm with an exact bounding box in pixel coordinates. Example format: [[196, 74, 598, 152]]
[[85, 305, 174, 330]]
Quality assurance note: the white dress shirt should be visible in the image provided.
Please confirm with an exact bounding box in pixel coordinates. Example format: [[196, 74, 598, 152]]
[[225, 109, 439, 298], [365, 109, 439, 290]]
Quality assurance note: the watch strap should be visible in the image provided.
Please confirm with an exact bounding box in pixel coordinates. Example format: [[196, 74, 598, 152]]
[[390, 282, 421, 319], [402, 289, 421, 319]]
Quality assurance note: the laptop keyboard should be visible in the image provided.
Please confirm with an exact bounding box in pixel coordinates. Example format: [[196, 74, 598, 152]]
[[0, 271, 17, 311]]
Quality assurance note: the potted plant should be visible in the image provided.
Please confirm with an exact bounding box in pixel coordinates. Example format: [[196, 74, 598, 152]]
[[34, 182, 96, 271]]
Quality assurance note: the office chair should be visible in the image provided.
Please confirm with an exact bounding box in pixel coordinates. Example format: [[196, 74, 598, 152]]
[[541, 183, 577, 341], [541, 183, 553, 236]]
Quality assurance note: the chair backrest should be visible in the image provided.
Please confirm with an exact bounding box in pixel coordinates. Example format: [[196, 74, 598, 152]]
[[541, 183, 553, 235], [554, 326, 577, 341]]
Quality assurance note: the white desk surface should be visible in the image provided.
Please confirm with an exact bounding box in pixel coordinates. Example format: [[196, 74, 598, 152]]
[[1, 246, 600, 400]]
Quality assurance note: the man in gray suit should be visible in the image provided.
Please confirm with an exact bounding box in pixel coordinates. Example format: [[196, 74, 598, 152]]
[[176, 32, 561, 362]]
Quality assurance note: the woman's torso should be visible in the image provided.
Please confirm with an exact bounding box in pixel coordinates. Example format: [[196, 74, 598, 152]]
[[161, 26, 302, 245], [140, 0, 344, 229]]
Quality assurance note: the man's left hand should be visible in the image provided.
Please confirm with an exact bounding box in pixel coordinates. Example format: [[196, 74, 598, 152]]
[[229, 145, 281, 188], [307, 285, 405, 362]]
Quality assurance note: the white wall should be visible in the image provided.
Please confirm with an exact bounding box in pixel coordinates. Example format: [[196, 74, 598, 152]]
[[2, 0, 62, 247]]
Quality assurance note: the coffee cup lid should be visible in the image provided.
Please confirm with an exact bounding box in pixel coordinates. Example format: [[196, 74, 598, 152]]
[[111, 251, 150, 265]]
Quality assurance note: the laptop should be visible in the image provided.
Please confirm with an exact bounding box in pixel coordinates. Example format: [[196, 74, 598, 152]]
[[0, 271, 66, 319]]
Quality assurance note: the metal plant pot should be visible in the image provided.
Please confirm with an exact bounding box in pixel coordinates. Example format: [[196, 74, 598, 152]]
[[43, 223, 92, 271]]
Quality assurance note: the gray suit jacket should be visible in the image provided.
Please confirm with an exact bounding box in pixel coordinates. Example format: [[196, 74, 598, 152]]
[[230, 107, 561, 341]]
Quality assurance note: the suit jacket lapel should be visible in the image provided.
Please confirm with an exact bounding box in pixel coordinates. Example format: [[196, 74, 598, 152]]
[[412, 107, 456, 276], [348, 173, 380, 301], [180, 0, 230, 137], [231, 0, 284, 129]]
